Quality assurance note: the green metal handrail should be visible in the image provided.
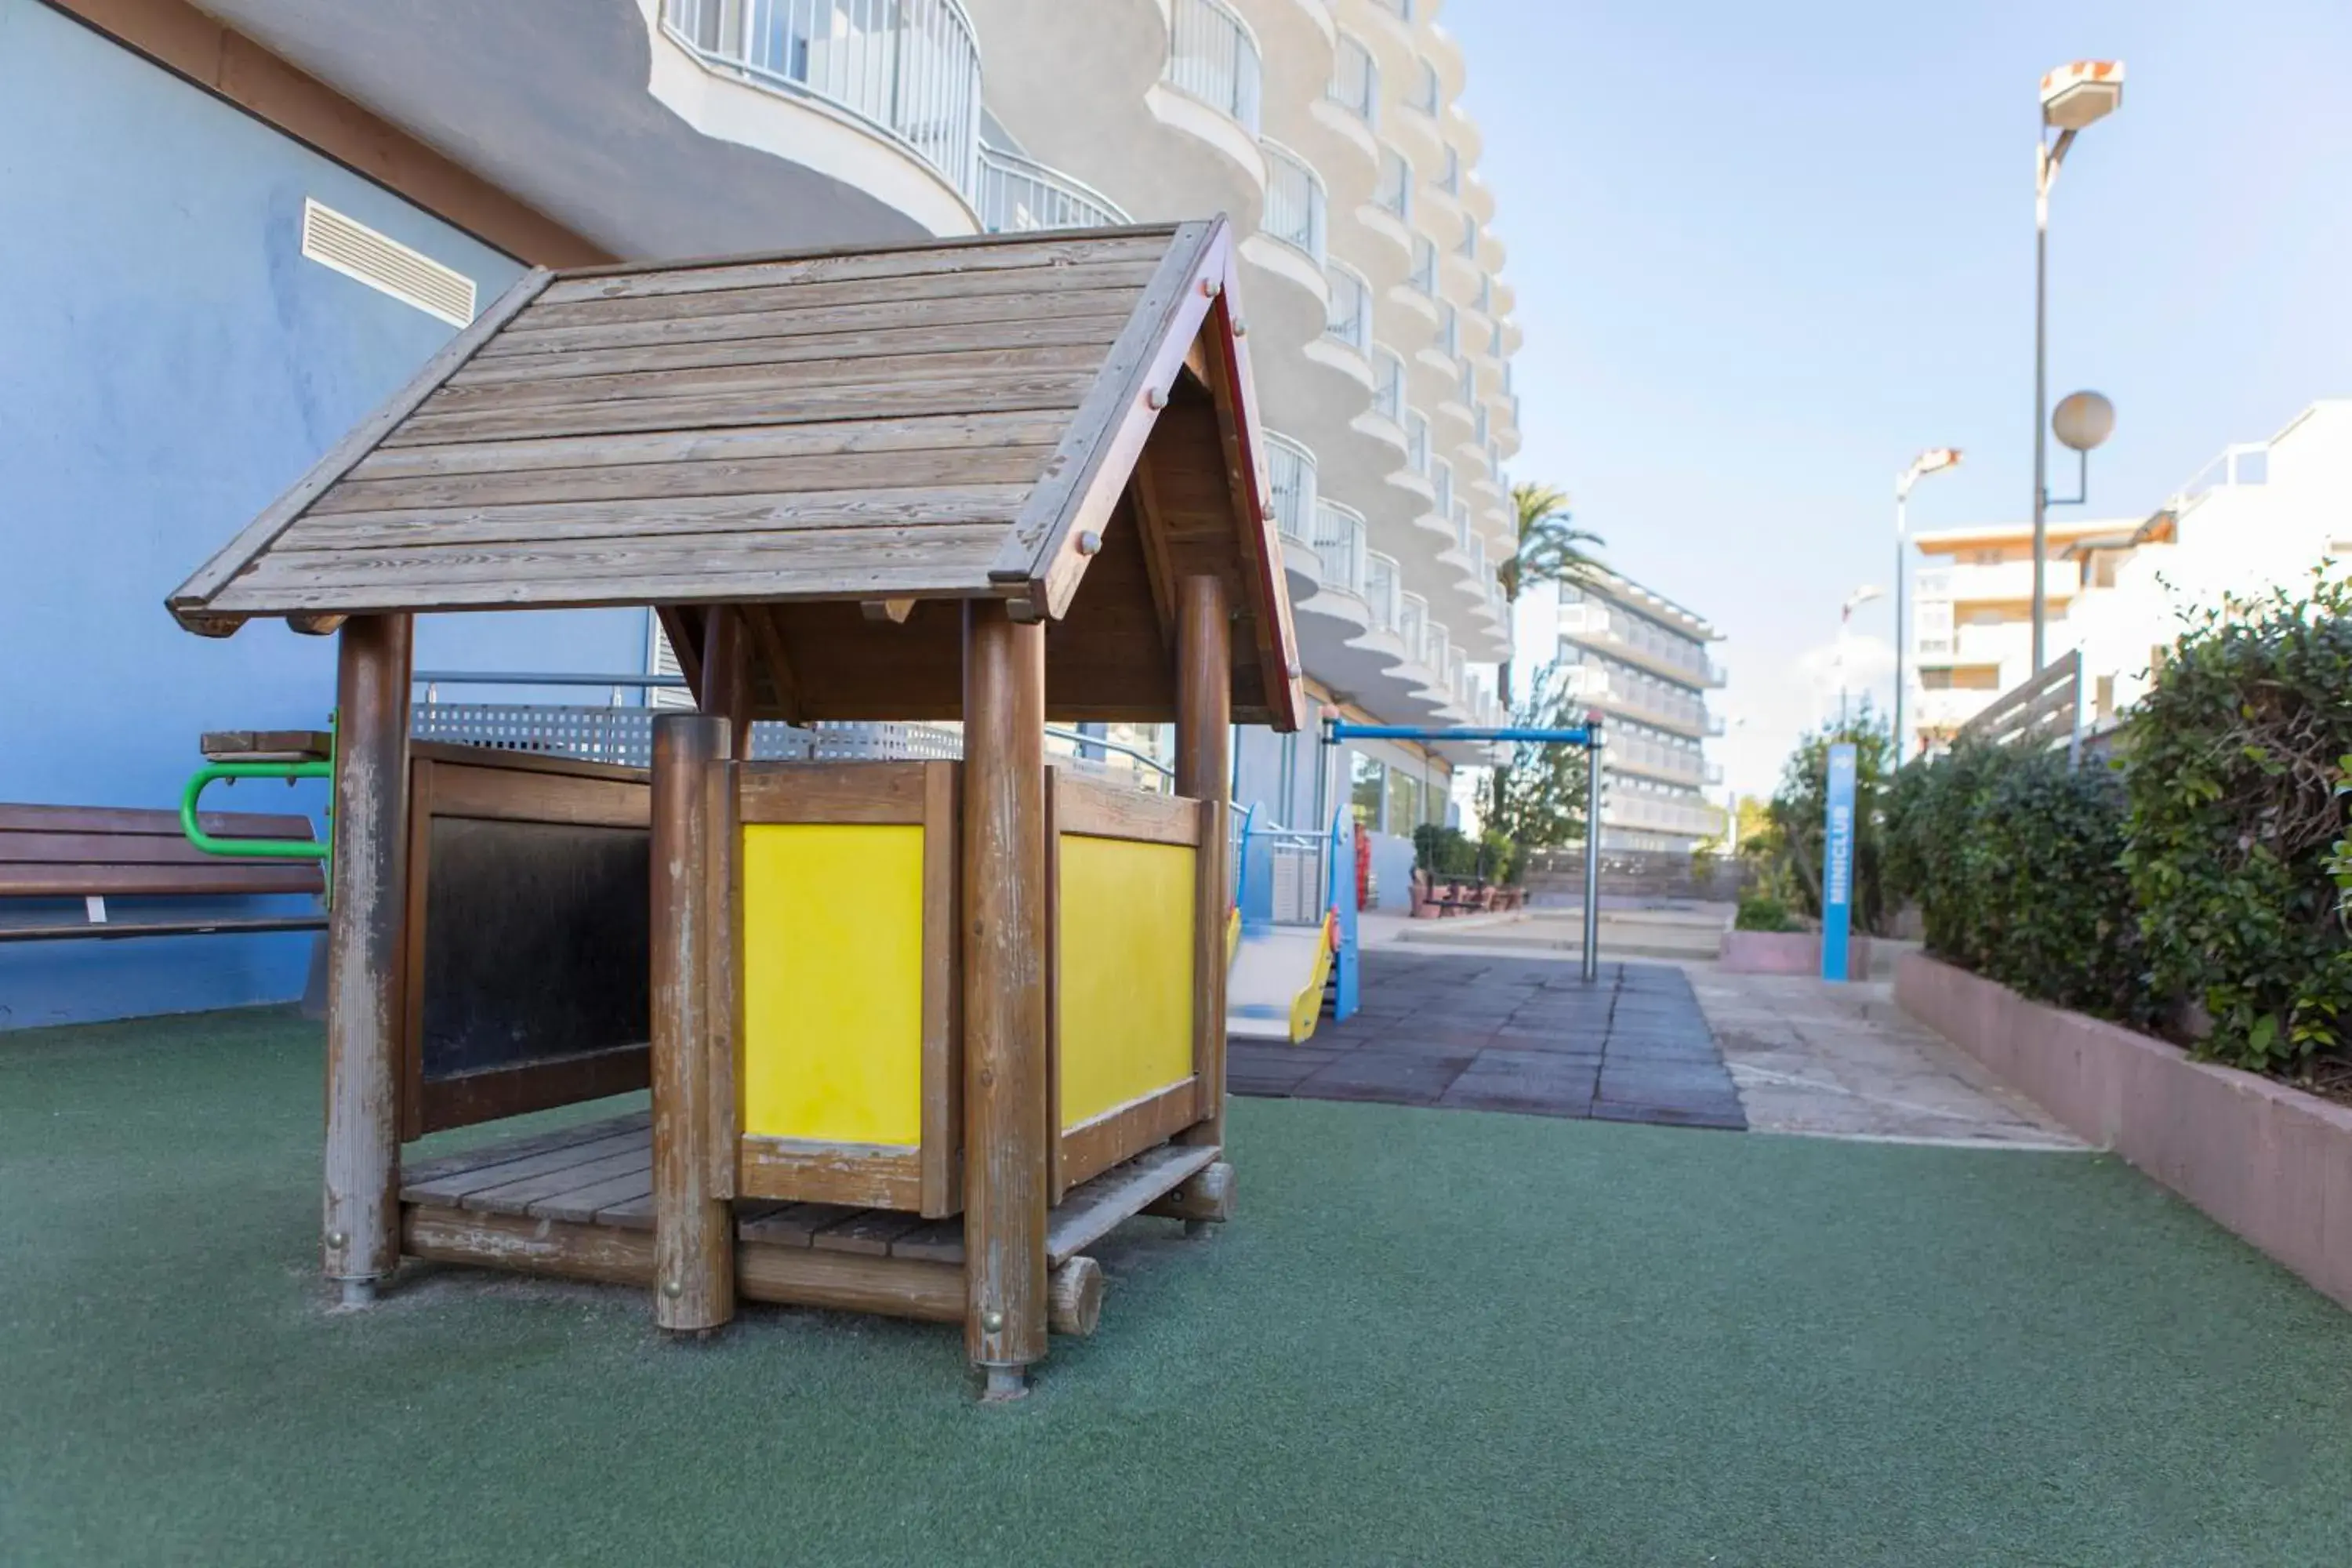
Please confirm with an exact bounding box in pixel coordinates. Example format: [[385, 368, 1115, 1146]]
[[180, 762, 332, 861]]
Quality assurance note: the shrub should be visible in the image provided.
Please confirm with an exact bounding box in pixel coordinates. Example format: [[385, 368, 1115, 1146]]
[[1733, 891, 1798, 932], [1478, 830, 1521, 885], [1750, 707, 1896, 934], [2122, 580, 2352, 1071], [1412, 823, 1478, 878]]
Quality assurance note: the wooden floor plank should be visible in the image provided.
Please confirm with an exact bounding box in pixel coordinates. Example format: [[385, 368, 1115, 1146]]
[[398, 1116, 648, 1196], [887, 1218, 965, 1265], [402, 1133, 644, 1213], [530, 1167, 656, 1225], [438, 1140, 653, 1214], [1047, 1144, 1220, 1265], [735, 1202, 867, 1247], [811, 1210, 924, 1258]]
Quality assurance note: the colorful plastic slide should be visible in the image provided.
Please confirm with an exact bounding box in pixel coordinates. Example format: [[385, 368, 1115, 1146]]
[[1224, 808, 1356, 1044]]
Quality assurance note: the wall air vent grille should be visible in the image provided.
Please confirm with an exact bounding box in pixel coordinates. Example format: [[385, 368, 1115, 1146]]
[[299, 198, 475, 327]]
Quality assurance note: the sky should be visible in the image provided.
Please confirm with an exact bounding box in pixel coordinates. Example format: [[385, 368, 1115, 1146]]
[[1443, 0, 2352, 799]]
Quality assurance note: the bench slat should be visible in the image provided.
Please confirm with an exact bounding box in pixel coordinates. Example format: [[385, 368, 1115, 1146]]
[[0, 914, 327, 943], [0, 863, 323, 898], [0, 831, 318, 866], [0, 803, 316, 839]]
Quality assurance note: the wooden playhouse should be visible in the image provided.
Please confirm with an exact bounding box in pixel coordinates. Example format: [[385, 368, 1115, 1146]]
[[168, 221, 1301, 1397]]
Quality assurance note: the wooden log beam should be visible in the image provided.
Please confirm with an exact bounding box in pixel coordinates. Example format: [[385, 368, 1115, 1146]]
[[699, 606, 753, 758], [651, 713, 735, 1333], [1143, 1160, 1235, 1225], [961, 599, 1050, 1398], [1174, 575, 1232, 1160], [322, 613, 412, 1305], [400, 1207, 1103, 1334]]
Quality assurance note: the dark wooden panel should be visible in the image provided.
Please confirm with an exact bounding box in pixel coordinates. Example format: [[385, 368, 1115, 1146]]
[[414, 815, 651, 1086]]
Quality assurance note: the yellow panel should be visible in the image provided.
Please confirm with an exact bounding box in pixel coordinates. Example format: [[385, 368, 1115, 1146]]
[[741, 822, 925, 1147], [1058, 835, 1196, 1130]]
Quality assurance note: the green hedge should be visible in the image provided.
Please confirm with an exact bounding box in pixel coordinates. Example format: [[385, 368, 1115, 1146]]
[[1888, 580, 2352, 1076]]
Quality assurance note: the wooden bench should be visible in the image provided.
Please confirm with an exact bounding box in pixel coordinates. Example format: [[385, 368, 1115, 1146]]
[[0, 802, 325, 943]]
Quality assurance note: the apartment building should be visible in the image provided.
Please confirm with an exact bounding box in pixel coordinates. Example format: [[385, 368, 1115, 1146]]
[[1910, 400, 2352, 750], [2, 0, 1521, 1022], [1555, 570, 1727, 854]]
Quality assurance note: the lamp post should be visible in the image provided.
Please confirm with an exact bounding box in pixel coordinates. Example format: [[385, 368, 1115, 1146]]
[[1836, 584, 1883, 728], [1894, 447, 1962, 763], [2032, 59, 2125, 672]]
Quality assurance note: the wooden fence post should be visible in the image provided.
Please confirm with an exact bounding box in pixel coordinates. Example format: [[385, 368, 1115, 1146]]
[[322, 613, 412, 1306], [961, 600, 1049, 1399], [652, 711, 735, 1333], [1174, 575, 1232, 1169]]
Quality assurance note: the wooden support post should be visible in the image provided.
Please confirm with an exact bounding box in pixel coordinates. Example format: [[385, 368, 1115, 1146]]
[[961, 599, 1050, 1399], [701, 605, 753, 758], [651, 713, 735, 1334], [1174, 575, 1232, 1166], [322, 614, 412, 1305]]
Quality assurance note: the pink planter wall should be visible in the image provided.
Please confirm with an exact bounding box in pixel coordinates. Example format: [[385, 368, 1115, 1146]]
[[1896, 951, 2352, 1312], [1718, 930, 1872, 978]]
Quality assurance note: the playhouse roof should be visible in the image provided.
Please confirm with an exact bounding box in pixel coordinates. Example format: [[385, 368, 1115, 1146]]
[[168, 221, 1301, 728]]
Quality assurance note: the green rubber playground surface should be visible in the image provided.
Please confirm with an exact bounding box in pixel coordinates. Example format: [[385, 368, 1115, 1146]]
[[5, 1005, 2351, 1565]]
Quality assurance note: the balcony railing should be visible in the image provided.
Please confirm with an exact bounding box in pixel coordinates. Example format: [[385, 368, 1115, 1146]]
[[1265, 430, 1317, 547], [1312, 499, 1367, 596], [1166, 0, 1262, 135], [1260, 141, 1327, 266], [1407, 234, 1438, 295], [1399, 592, 1429, 662], [1404, 408, 1430, 474], [1409, 56, 1439, 114], [1364, 552, 1402, 632], [1457, 211, 1478, 257], [1323, 263, 1371, 353], [1370, 347, 1405, 423], [976, 146, 1129, 233], [1327, 31, 1378, 125], [1437, 143, 1461, 195], [662, 0, 982, 202], [1374, 146, 1411, 220], [1431, 459, 1453, 515]]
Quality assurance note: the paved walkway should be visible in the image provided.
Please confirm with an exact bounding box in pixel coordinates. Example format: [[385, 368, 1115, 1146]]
[[1230, 951, 1745, 1129], [1686, 965, 2082, 1148]]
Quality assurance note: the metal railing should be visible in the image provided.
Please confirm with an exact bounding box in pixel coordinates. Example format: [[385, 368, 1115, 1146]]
[[1407, 234, 1438, 295], [1364, 551, 1402, 631], [1259, 140, 1327, 266], [1404, 408, 1430, 474], [1370, 347, 1406, 424], [1408, 55, 1439, 114], [1398, 591, 1428, 662], [976, 145, 1130, 232], [1323, 263, 1370, 352], [1457, 209, 1479, 257], [1431, 459, 1453, 517], [661, 0, 982, 202], [1265, 430, 1318, 546], [1312, 499, 1367, 596], [1374, 145, 1411, 220], [1326, 31, 1378, 125], [1165, 0, 1262, 133]]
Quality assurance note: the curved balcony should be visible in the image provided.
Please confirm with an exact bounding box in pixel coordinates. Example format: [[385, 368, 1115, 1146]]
[[660, 0, 982, 205], [1259, 140, 1329, 268], [1167, 0, 1264, 134], [1265, 429, 1323, 606], [976, 146, 1131, 232]]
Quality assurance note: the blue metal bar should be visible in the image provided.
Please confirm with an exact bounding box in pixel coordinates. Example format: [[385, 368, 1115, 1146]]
[[1325, 721, 1596, 746]]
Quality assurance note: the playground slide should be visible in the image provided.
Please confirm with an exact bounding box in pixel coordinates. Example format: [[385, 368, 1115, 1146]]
[[1225, 912, 1337, 1044]]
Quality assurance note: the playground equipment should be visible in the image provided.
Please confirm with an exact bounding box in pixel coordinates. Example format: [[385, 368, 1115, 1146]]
[[1227, 806, 1356, 1041], [165, 222, 1301, 1399], [1323, 717, 1606, 984]]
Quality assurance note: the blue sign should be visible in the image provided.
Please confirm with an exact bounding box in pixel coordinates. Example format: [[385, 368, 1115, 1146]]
[[1820, 743, 1857, 982]]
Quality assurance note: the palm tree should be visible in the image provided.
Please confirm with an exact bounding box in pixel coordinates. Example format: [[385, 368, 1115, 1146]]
[[1497, 481, 1604, 710]]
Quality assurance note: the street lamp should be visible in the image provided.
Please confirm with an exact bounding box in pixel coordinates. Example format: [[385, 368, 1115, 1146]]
[[2031, 59, 2125, 672], [1836, 584, 1884, 728], [1893, 447, 1962, 763]]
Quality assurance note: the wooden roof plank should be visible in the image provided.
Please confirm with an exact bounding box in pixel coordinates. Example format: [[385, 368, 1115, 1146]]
[[507, 264, 1163, 336], [417, 342, 1115, 418], [346, 412, 1072, 485], [165, 266, 554, 628], [380, 372, 1098, 447], [277, 487, 1033, 554], [451, 314, 1134, 387], [535, 230, 1176, 304], [474, 293, 1146, 362], [316, 447, 1058, 517]]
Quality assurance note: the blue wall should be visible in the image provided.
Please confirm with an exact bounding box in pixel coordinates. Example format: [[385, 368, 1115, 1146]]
[[0, 1, 642, 1028]]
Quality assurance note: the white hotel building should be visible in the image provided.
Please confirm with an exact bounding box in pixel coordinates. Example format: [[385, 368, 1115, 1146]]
[[124, 0, 1526, 899], [1554, 570, 1727, 854]]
